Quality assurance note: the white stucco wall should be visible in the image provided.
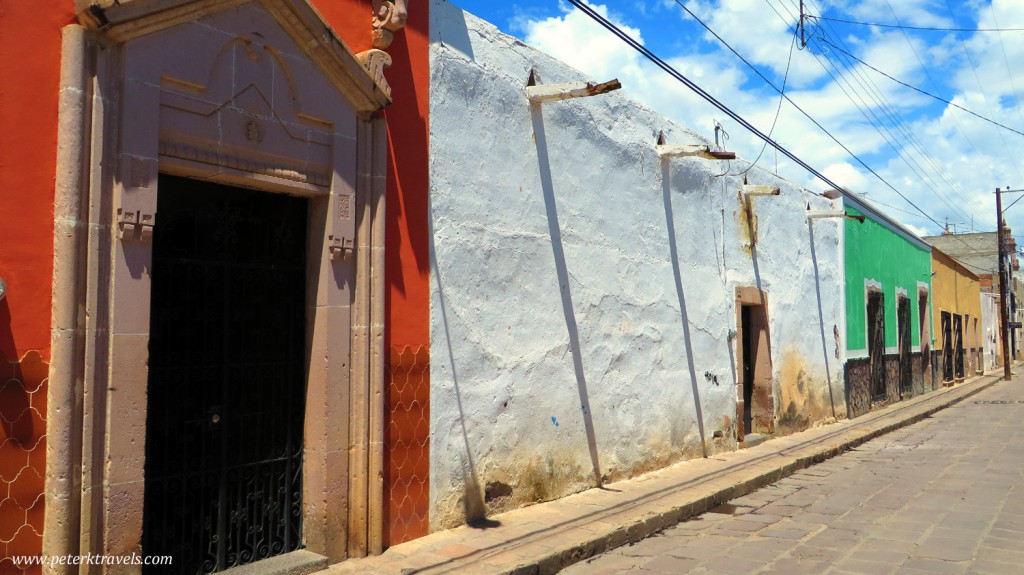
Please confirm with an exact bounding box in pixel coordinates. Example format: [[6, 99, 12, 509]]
[[427, 0, 845, 530], [982, 291, 1000, 370]]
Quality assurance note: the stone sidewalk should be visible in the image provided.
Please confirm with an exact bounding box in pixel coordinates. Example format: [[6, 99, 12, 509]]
[[328, 371, 1007, 575]]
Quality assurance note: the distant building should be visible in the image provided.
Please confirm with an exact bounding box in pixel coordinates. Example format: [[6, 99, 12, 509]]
[[923, 231, 1021, 360], [930, 248, 983, 383]]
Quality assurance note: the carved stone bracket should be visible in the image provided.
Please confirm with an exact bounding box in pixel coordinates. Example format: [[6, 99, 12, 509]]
[[356, 49, 393, 98], [371, 0, 409, 49]]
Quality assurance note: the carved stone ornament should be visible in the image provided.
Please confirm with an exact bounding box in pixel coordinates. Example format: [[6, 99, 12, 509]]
[[371, 0, 409, 49], [356, 49, 394, 98]]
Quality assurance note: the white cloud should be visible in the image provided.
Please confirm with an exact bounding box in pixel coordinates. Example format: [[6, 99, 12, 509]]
[[515, 1, 1024, 238], [903, 222, 931, 238]]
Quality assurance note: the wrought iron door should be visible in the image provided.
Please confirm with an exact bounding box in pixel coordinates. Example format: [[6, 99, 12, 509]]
[[942, 312, 953, 382], [143, 176, 307, 574], [867, 291, 886, 400], [897, 296, 912, 394], [954, 314, 965, 379]]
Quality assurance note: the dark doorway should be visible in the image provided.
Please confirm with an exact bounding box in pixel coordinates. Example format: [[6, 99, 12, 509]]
[[740, 303, 773, 438], [867, 291, 886, 400], [954, 313, 965, 380], [897, 296, 912, 396], [143, 175, 308, 574], [941, 311, 953, 383], [919, 293, 930, 388]]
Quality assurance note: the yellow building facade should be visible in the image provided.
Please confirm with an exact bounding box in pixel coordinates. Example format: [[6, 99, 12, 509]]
[[931, 248, 983, 384]]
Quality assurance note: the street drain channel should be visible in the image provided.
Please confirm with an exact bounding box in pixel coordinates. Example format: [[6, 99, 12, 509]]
[[974, 400, 1024, 404]]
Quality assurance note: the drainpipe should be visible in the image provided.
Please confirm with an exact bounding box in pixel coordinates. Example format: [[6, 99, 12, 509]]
[[45, 24, 91, 575]]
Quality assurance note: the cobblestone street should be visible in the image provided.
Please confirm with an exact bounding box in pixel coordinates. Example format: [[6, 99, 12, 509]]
[[563, 378, 1024, 575]]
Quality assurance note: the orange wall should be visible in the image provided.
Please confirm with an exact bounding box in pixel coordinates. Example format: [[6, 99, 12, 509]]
[[0, 3, 75, 572], [313, 0, 431, 547], [316, 0, 430, 350], [0, 2, 75, 363]]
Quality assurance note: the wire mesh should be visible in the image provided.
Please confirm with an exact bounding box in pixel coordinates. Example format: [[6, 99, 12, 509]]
[[384, 345, 429, 548], [0, 351, 47, 575]]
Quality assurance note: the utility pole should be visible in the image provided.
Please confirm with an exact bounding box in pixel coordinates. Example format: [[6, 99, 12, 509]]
[[997, 188, 1012, 381], [799, 0, 806, 48]]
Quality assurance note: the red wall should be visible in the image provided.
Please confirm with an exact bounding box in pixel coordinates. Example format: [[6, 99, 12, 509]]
[[317, 2, 431, 349], [313, 0, 432, 547], [0, 1, 74, 361], [0, 2, 75, 572]]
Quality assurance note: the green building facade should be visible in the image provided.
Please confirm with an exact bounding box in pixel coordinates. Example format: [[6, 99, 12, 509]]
[[843, 194, 934, 417]]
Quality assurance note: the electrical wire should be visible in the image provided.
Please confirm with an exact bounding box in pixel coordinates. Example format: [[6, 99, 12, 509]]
[[688, 0, 1005, 264], [988, 3, 1024, 141], [738, 21, 797, 176], [881, 0, 993, 211], [939, 0, 1024, 192], [815, 38, 1024, 139], [806, 14, 1024, 32], [798, 2, 1015, 259], [563, 0, 1007, 267], [797, 0, 981, 221], [777, 0, 975, 222], [792, 0, 997, 229], [651, 0, 958, 231]]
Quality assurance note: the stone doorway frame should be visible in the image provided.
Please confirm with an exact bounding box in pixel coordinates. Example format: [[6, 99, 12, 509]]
[[46, 1, 391, 572], [734, 286, 774, 441]]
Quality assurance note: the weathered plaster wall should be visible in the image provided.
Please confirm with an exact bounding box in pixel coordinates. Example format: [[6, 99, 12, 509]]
[[427, 1, 844, 530]]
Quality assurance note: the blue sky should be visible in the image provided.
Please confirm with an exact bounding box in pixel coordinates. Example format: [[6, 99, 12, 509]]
[[448, 0, 1024, 246]]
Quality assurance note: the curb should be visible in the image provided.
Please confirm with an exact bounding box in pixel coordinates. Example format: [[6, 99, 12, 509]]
[[497, 372, 1005, 575]]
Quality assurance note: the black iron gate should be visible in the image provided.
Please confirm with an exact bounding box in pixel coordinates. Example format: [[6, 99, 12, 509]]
[[867, 291, 886, 400], [897, 296, 912, 395], [954, 314, 965, 380], [143, 176, 307, 574], [941, 312, 953, 383]]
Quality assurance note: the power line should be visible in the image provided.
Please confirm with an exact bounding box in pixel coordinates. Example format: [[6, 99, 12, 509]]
[[564, 0, 1009, 267], [653, 0, 958, 232], [797, 0, 998, 227], [798, 0, 978, 214], [798, 22, 976, 224], [880, 0, 983, 212], [988, 3, 1024, 143], [816, 38, 1024, 139], [806, 14, 1024, 32], [781, 0, 975, 224], [682, 0, 1007, 263], [940, 0, 1024, 191], [561, 0, 843, 193], [738, 9, 797, 176]]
